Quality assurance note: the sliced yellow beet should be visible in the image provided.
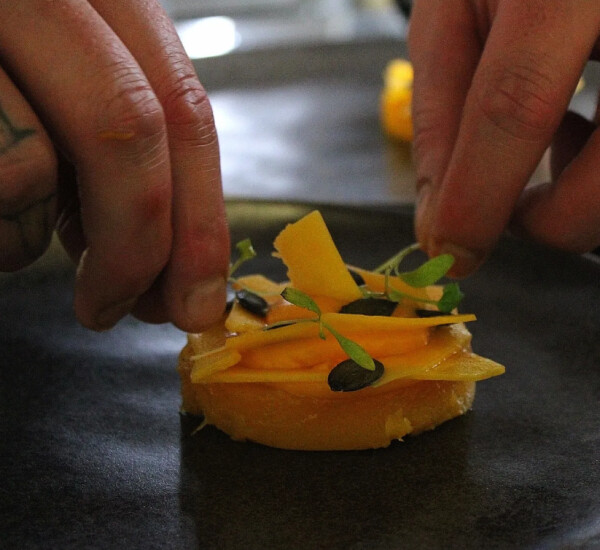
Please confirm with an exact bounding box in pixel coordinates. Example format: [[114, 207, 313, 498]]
[[225, 312, 475, 352], [190, 348, 242, 383], [225, 302, 266, 333], [198, 325, 495, 386], [233, 274, 286, 296], [375, 324, 472, 385], [240, 328, 429, 370], [412, 352, 505, 381], [273, 210, 363, 302], [348, 266, 438, 301], [199, 363, 331, 384], [321, 312, 476, 331], [266, 294, 346, 325]]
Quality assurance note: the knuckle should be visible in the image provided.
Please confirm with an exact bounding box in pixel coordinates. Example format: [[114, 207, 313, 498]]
[[475, 58, 559, 141], [93, 68, 167, 161], [159, 71, 218, 148]]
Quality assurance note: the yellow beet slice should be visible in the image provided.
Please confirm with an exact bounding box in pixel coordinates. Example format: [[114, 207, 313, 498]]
[[273, 211, 363, 302], [196, 324, 500, 388], [348, 266, 435, 301], [412, 352, 505, 381], [190, 348, 242, 383], [266, 295, 346, 325], [240, 328, 429, 370], [225, 311, 475, 353], [225, 302, 266, 334]]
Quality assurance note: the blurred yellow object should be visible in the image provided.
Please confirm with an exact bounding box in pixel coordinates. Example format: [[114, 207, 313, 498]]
[[380, 58, 414, 142], [380, 59, 584, 143]]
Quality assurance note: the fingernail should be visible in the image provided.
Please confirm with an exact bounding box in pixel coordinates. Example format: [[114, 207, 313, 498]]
[[94, 297, 138, 330], [184, 276, 227, 331], [430, 240, 485, 278]]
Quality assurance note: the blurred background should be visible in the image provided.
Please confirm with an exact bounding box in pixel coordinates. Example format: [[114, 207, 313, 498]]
[[161, 0, 408, 54], [154, 0, 598, 210], [157, 0, 418, 206]]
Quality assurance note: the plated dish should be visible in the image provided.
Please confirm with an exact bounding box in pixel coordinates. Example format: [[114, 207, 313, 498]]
[[2, 202, 599, 549]]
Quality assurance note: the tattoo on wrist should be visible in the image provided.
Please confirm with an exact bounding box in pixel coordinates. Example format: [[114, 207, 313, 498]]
[[0, 102, 35, 154]]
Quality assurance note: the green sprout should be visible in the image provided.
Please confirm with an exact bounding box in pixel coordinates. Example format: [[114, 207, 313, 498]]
[[281, 287, 376, 371], [373, 243, 463, 314], [229, 238, 257, 279]]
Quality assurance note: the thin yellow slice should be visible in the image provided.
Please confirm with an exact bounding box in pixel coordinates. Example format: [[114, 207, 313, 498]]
[[411, 352, 505, 381], [225, 312, 475, 352], [190, 348, 242, 383], [273, 210, 363, 302]]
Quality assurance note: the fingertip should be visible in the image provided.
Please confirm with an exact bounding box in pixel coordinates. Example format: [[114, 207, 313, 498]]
[[429, 239, 487, 279], [172, 275, 228, 333]]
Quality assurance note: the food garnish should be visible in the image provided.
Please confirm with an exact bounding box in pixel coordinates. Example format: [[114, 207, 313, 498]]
[[207, 210, 501, 391], [178, 211, 505, 450]]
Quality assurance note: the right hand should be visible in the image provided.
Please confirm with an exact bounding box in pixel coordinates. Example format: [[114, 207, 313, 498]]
[[409, 0, 600, 276]]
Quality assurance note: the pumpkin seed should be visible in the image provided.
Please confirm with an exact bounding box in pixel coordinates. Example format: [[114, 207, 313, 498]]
[[328, 358, 385, 392], [340, 297, 397, 316], [236, 289, 269, 317]]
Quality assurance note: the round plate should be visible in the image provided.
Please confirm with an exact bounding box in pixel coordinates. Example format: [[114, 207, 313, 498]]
[[3, 201, 600, 549]]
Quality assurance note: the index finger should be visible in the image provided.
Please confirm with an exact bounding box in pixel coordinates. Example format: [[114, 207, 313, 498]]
[[417, 1, 600, 275]]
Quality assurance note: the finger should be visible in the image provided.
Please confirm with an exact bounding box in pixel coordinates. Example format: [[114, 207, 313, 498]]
[[0, 65, 57, 271], [408, 0, 482, 249], [549, 111, 595, 180], [0, 1, 174, 330], [91, 0, 230, 332], [511, 122, 600, 252], [420, 1, 600, 276]]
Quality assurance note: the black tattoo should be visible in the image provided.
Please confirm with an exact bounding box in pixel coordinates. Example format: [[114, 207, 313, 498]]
[[0, 102, 35, 154]]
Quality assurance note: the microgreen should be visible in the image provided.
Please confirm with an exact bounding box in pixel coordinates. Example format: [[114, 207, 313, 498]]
[[398, 254, 455, 287], [280, 287, 375, 371], [372, 243, 464, 313], [229, 238, 257, 278], [323, 324, 376, 371], [281, 287, 321, 317], [437, 282, 464, 314]]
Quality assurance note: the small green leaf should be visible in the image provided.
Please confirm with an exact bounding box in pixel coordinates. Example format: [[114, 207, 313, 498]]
[[324, 323, 375, 371], [236, 238, 257, 260], [229, 238, 257, 277], [281, 287, 322, 317], [399, 254, 454, 287], [437, 282, 464, 313]]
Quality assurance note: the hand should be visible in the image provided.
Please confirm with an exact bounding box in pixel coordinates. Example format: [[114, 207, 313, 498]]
[[408, 0, 600, 276], [0, 0, 230, 332]]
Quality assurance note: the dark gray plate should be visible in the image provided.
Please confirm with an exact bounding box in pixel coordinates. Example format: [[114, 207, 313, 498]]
[[2, 201, 600, 550]]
